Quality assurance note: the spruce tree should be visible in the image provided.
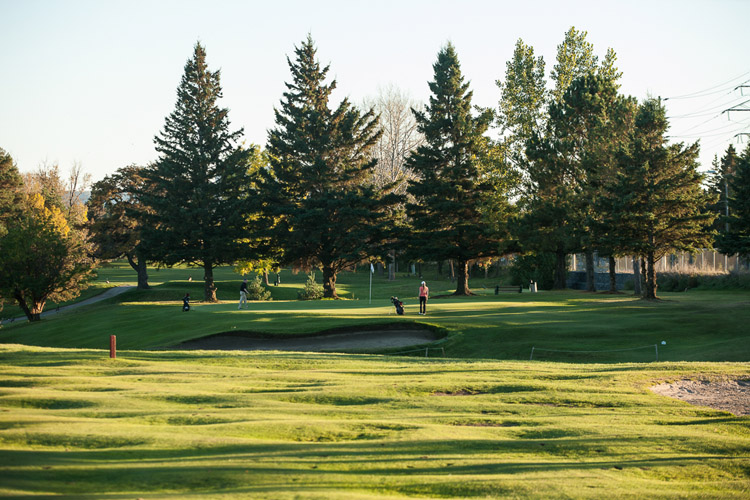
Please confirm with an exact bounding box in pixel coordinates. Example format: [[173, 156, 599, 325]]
[[407, 43, 513, 295], [260, 36, 397, 298], [609, 98, 715, 299], [0, 148, 24, 236], [707, 145, 737, 238], [717, 145, 750, 258], [139, 43, 253, 302]]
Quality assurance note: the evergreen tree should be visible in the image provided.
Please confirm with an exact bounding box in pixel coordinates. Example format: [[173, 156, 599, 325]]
[[496, 38, 547, 167], [707, 145, 737, 238], [510, 27, 608, 289], [407, 43, 513, 295], [717, 145, 750, 258], [138, 43, 254, 302], [549, 72, 635, 292], [260, 36, 397, 298], [88, 165, 151, 289], [609, 98, 715, 299], [0, 148, 24, 236]]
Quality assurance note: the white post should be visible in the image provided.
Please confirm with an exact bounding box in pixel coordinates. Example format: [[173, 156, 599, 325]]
[[369, 263, 373, 304]]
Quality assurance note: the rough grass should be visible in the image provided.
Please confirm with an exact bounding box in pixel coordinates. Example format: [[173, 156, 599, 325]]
[[0, 345, 749, 499]]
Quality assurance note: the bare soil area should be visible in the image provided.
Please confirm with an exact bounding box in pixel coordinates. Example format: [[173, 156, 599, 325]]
[[650, 379, 750, 416], [171, 329, 440, 353]]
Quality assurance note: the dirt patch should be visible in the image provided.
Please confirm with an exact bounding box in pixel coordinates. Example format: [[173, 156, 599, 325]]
[[650, 379, 750, 416], [170, 329, 440, 353]]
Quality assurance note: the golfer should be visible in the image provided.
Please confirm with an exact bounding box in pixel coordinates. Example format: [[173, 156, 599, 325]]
[[418, 281, 429, 315], [238, 278, 248, 309]]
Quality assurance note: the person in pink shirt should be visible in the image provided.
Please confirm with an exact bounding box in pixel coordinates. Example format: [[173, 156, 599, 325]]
[[418, 281, 429, 315]]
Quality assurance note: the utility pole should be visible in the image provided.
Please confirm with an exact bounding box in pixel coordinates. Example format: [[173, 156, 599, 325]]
[[723, 99, 750, 119]]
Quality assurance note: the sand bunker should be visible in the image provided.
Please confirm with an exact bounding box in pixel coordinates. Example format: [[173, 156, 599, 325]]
[[650, 379, 750, 416], [171, 328, 440, 353]]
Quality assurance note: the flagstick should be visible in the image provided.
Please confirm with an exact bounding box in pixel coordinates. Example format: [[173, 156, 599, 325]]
[[369, 262, 374, 304]]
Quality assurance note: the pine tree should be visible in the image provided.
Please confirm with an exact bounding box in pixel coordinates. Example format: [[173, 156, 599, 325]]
[[407, 43, 513, 296], [139, 43, 254, 302], [717, 145, 750, 258], [260, 36, 397, 298], [549, 72, 635, 292], [609, 98, 715, 299], [511, 27, 609, 289]]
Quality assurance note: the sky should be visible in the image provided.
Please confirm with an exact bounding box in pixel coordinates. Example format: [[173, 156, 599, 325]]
[[1, 0, 749, 183]]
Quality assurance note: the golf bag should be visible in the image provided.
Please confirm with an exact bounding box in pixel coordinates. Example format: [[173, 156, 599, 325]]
[[390, 296, 404, 315]]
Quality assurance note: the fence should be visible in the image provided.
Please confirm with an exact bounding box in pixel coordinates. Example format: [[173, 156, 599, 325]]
[[571, 250, 746, 274]]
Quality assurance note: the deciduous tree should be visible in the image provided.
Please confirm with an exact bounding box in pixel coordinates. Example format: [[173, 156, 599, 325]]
[[88, 165, 151, 289], [0, 193, 95, 321]]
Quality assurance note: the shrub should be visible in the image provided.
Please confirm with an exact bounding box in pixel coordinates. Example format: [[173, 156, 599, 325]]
[[246, 275, 271, 301], [509, 252, 557, 290], [657, 271, 750, 291], [297, 272, 324, 300]]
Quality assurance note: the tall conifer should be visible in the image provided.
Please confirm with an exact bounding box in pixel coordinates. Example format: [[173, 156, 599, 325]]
[[407, 43, 512, 295], [717, 145, 750, 258], [610, 99, 715, 299], [139, 43, 253, 302], [260, 36, 397, 298]]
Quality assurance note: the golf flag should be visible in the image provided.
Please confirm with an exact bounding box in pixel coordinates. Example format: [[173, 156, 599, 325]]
[[370, 263, 375, 273]]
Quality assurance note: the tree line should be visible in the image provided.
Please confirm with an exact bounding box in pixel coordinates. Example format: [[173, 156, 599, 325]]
[[2, 28, 749, 321]]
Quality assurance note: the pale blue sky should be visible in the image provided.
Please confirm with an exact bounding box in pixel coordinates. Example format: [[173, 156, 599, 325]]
[[1, 0, 749, 182]]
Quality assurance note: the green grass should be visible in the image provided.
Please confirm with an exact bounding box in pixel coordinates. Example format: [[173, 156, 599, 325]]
[[1, 262, 749, 498], [2, 261, 749, 363], [0, 345, 748, 499]]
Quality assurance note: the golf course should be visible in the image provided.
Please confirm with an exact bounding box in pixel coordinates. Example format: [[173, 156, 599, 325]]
[[1, 262, 749, 499]]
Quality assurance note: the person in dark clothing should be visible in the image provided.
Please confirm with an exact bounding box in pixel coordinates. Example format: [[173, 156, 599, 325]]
[[182, 293, 190, 312], [238, 278, 248, 309]]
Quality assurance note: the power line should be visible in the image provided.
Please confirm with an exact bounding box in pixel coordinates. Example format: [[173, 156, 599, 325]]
[[664, 71, 750, 100], [668, 94, 745, 119]]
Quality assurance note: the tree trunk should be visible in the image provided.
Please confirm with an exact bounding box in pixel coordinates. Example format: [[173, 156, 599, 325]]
[[632, 256, 642, 296], [585, 250, 596, 292], [126, 250, 150, 290], [203, 262, 217, 302], [14, 291, 41, 322], [449, 260, 455, 282], [553, 250, 567, 289], [263, 270, 269, 286], [388, 250, 395, 281], [322, 265, 337, 299], [644, 251, 658, 300], [609, 256, 617, 293], [453, 259, 472, 295]]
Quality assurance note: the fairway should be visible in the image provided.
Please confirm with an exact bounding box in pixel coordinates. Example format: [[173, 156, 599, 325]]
[[1, 263, 749, 498], [0, 345, 749, 499]]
